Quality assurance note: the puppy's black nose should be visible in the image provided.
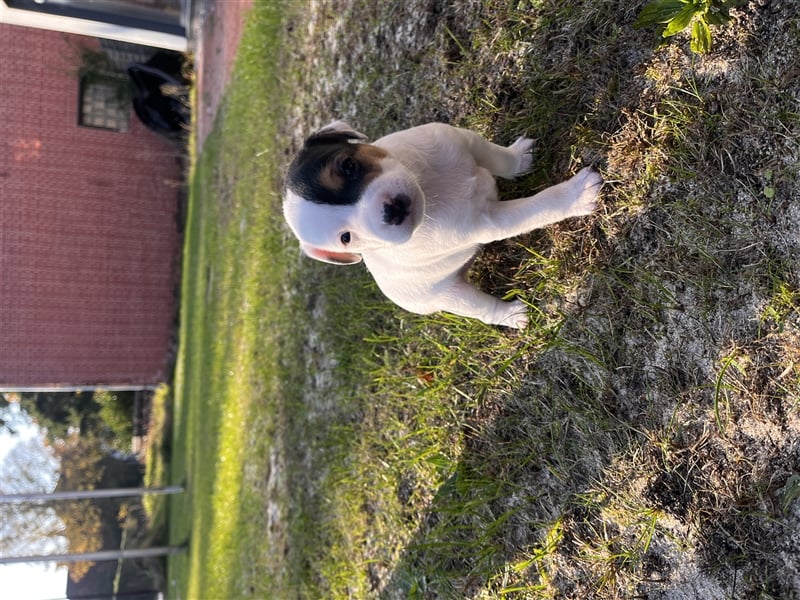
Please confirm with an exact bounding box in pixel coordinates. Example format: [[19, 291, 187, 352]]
[[383, 194, 411, 225]]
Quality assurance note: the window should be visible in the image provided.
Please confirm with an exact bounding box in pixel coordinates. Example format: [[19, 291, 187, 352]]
[[79, 76, 130, 132]]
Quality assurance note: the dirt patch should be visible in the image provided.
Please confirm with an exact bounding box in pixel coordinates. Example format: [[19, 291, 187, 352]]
[[191, 0, 254, 152]]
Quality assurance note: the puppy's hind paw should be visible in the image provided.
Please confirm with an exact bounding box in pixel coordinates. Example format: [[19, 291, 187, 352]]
[[508, 137, 534, 177]]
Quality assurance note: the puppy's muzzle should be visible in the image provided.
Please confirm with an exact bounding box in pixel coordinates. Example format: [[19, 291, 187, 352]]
[[383, 194, 411, 226]]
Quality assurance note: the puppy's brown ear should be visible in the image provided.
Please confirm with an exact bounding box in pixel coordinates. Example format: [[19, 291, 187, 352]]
[[307, 120, 368, 145], [302, 243, 362, 265]]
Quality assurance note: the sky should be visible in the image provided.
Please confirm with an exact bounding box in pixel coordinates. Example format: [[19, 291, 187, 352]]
[[0, 401, 68, 600], [0, 564, 68, 600]]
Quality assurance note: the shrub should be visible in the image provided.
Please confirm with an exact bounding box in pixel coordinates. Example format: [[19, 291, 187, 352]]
[[94, 389, 134, 450]]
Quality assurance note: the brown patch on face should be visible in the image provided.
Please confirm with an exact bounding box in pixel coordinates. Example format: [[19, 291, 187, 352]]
[[356, 143, 388, 163], [318, 143, 388, 197], [354, 144, 388, 187], [319, 161, 345, 191]]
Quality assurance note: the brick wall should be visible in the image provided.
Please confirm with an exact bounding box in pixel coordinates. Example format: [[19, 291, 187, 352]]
[[0, 24, 182, 387]]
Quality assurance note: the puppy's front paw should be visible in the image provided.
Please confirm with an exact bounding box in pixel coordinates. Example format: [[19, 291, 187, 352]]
[[568, 167, 603, 217], [508, 137, 534, 177], [496, 299, 529, 330]]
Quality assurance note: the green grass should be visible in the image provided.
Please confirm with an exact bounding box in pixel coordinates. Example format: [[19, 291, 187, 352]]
[[156, 1, 800, 598], [166, 3, 303, 597]]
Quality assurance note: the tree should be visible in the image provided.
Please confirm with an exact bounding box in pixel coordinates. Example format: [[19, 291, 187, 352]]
[[0, 432, 108, 578], [19, 392, 99, 441], [1, 402, 155, 586], [19, 390, 135, 450], [52, 435, 107, 579]]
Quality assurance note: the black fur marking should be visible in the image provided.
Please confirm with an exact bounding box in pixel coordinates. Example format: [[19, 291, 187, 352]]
[[287, 133, 373, 206]]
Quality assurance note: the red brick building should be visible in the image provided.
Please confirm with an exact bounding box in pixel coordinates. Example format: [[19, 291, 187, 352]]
[[0, 23, 182, 388]]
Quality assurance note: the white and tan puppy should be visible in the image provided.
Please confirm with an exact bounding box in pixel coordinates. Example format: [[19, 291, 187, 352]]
[[283, 121, 602, 329]]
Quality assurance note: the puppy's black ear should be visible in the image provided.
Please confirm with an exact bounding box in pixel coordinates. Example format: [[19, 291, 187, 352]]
[[305, 120, 368, 146]]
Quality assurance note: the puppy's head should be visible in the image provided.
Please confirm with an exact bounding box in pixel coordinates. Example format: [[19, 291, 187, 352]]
[[283, 121, 425, 265]]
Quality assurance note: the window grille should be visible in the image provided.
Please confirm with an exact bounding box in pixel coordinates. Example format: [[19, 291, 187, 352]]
[[79, 76, 130, 132]]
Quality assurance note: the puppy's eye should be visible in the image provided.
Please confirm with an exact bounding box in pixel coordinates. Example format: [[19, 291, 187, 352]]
[[340, 232, 351, 245], [338, 157, 357, 178]]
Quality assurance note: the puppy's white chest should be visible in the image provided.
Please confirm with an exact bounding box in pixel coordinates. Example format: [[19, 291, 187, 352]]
[[425, 167, 497, 216]]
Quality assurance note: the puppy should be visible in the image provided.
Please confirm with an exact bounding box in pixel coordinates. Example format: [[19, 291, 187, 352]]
[[283, 121, 602, 329]]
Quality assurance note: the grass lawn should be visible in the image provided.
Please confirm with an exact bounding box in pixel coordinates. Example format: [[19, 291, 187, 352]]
[[158, 1, 799, 598]]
